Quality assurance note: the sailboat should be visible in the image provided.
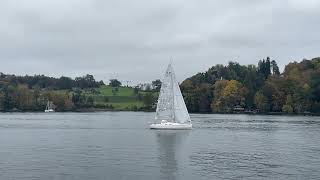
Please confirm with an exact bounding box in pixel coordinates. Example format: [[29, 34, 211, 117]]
[[45, 101, 55, 112], [150, 64, 192, 130]]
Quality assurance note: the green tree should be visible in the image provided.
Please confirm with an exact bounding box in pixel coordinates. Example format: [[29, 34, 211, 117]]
[[2, 86, 15, 111], [72, 89, 86, 107], [152, 79, 162, 91], [32, 85, 41, 110], [86, 96, 94, 107], [266, 57, 271, 77], [57, 76, 73, 89], [16, 84, 33, 110], [109, 79, 121, 87], [64, 94, 75, 111], [142, 92, 156, 110], [282, 105, 293, 113], [0, 91, 5, 111], [271, 60, 280, 75], [254, 91, 269, 112], [282, 95, 294, 113]]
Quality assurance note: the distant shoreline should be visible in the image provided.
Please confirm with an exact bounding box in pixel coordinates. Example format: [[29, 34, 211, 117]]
[[1, 109, 319, 116]]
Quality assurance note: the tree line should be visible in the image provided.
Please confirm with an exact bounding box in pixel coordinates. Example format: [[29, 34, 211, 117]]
[[0, 57, 319, 114], [0, 74, 104, 111], [0, 73, 104, 90], [180, 57, 320, 114]]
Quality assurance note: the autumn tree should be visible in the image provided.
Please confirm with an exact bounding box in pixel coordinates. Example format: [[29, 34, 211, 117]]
[[211, 80, 247, 113], [254, 91, 269, 112], [282, 95, 294, 113], [16, 84, 33, 110]]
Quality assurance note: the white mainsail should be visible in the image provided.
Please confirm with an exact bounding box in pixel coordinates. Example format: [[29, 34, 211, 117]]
[[155, 64, 191, 124], [45, 101, 55, 112]]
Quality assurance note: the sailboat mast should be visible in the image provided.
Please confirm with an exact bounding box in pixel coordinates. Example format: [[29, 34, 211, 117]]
[[170, 64, 176, 123]]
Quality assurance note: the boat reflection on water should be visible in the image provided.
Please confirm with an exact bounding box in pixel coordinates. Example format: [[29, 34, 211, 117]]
[[155, 130, 190, 180]]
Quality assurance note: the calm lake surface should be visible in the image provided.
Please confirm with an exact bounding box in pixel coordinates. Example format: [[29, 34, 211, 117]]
[[0, 112, 320, 180]]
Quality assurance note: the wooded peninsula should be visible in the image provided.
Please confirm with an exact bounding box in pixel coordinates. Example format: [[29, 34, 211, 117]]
[[0, 57, 319, 115]]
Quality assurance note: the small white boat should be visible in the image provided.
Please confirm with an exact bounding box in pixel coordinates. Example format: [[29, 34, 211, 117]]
[[45, 109, 55, 113], [150, 63, 192, 130], [45, 101, 55, 113]]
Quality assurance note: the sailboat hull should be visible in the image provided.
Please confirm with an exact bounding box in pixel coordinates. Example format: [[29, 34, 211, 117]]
[[150, 122, 192, 130], [45, 109, 55, 113]]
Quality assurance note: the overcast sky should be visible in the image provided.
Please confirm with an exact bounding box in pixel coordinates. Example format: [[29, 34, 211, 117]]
[[0, 0, 319, 84]]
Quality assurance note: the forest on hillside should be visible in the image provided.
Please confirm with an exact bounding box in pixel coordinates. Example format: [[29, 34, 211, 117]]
[[180, 57, 320, 114]]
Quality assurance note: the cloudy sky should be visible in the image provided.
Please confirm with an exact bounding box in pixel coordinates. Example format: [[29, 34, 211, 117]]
[[0, 0, 319, 84]]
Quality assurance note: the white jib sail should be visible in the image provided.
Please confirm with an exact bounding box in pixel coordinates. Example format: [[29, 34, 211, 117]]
[[173, 79, 191, 124], [155, 64, 191, 124]]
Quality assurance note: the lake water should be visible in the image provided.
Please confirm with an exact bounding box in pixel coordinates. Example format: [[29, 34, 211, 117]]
[[0, 112, 319, 180]]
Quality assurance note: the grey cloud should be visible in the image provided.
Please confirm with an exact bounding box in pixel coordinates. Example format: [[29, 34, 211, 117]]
[[0, 0, 319, 84]]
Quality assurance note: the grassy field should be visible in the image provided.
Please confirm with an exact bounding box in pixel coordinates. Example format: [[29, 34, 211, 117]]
[[84, 85, 148, 110], [98, 85, 135, 96], [49, 85, 156, 111]]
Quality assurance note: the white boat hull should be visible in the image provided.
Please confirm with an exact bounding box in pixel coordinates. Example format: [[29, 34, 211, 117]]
[[150, 121, 192, 130], [45, 109, 55, 113]]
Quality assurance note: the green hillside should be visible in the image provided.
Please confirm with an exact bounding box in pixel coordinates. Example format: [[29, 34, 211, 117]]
[[80, 85, 154, 111]]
